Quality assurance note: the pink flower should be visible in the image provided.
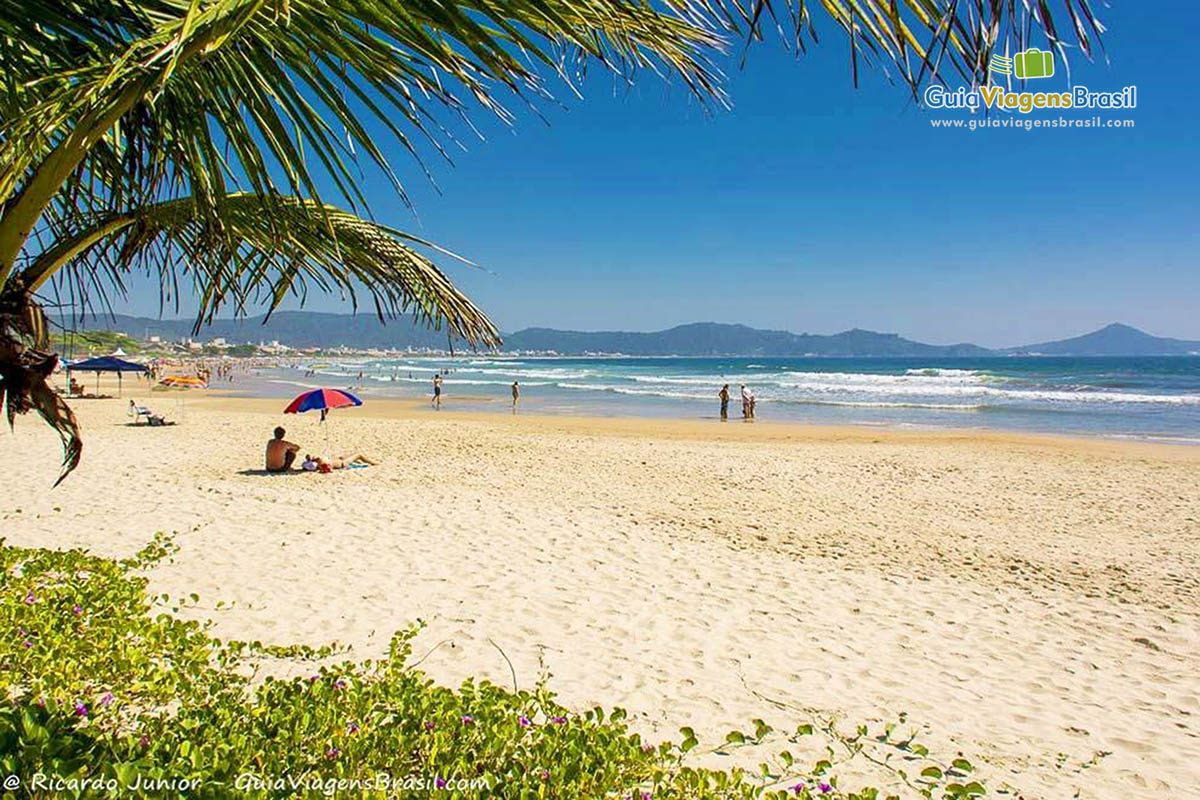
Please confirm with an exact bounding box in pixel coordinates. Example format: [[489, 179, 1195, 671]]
[[791, 783, 805, 795], [74, 702, 88, 717], [519, 716, 532, 727], [333, 679, 347, 690], [99, 693, 114, 706], [23, 592, 35, 605], [551, 716, 567, 724], [346, 722, 360, 734], [540, 770, 550, 781], [461, 715, 474, 725], [21, 640, 31, 649], [424, 721, 436, 731], [435, 777, 447, 789], [326, 747, 340, 758], [138, 735, 150, 748], [819, 782, 832, 794], [72, 605, 83, 615]]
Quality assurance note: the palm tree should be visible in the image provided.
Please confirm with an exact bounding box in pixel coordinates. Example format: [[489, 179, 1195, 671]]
[[0, 0, 1103, 483]]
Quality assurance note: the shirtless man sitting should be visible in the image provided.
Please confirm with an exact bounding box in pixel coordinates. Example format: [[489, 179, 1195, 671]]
[[265, 426, 300, 472]]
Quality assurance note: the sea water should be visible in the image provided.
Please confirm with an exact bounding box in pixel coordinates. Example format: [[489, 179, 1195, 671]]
[[254, 356, 1200, 443]]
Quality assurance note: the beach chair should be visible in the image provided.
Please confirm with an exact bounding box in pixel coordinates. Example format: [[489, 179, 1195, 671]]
[[128, 399, 153, 424]]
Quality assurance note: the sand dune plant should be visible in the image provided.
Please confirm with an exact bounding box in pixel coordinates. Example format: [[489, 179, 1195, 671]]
[[1, 535, 990, 798], [0, 0, 1103, 483]]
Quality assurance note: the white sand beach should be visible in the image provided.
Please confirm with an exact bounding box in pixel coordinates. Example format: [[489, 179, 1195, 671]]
[[5, 392, 1199, 798]]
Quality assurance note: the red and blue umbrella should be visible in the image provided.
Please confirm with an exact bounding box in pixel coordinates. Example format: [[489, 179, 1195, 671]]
[[284, 388, 362, 416], [283, 388, 362, 449]]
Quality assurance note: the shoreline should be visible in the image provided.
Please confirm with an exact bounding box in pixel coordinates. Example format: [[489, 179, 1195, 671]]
[[196, 392, 1200, 461]]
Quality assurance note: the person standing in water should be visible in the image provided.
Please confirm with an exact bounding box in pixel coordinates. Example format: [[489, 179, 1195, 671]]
[[432, 373, 443, 409], [511, 380, 520, 411], [718, 384, 730, 420]]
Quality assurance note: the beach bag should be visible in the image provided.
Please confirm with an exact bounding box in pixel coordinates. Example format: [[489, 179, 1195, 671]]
[[319, 463, 332, 474]]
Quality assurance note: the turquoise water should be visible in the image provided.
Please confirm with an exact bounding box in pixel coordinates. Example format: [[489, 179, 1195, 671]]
[[258, 356, 1200, 442]]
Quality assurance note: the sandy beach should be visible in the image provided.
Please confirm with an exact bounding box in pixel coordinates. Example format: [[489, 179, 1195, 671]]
[[5, 387, 1199, 798]]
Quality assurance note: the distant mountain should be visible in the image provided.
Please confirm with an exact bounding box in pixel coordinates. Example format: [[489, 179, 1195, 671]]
[[1008, 323, 1200, 356], [502, 322, 993, 357], [74, 314, 1198, 357], [75, 312, 471, 350]]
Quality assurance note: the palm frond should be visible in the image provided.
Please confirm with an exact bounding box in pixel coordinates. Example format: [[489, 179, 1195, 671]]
[[23, 192, 501, 348]]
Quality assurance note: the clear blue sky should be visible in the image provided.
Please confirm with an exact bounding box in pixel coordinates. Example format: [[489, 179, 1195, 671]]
[[110, 2, 1198, 348]]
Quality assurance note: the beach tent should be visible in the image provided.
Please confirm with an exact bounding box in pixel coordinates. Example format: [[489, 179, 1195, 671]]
[[67, 355, 149, 397]]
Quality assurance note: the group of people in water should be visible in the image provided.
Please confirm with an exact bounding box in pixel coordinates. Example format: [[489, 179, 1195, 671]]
[[718, 383, 756, 420], [429, 373, 521, 412]]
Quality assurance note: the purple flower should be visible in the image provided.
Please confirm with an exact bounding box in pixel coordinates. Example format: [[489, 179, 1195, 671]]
[[72, 605, 83, 615], [461, 715, 474, 725], [435, 777, 447, 789], [326, 747, 340, 758], [819, 782, 832, 794], [642, 744, 655, 754], [99, 693, 114, 706], [23, 592, 35, 605], [519, 716, 532, 727], [138, 735, 149, 748], [346, 722, 360, 734], [36, 698, 45, 708], [551, 716, 567, 725], [21, 640, 31, 649], [333, 679, 347, 690], [424, 721, 436, 732], [74, 702, 88, 717], [790, 783, 805, 796], [540, 770, 550, 781]]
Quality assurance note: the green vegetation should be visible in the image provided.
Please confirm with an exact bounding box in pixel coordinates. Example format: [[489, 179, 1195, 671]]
[[2, 535, 989, 798], [49, 330, 144, 358]]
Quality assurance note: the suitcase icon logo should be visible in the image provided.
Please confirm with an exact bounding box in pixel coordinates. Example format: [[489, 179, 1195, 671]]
[[1013, 48, 1055, 80]]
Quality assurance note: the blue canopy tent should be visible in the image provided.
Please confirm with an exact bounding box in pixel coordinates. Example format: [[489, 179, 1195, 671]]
[[66, 355, 149, 397]]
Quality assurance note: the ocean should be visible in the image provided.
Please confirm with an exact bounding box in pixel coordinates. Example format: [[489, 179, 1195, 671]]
[[254, 356, 1200, 443]]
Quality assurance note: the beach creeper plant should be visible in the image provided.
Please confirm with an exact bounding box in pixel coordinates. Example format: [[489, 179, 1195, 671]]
[[0, 0, 1104, 484], [1, 534, 990, 798]]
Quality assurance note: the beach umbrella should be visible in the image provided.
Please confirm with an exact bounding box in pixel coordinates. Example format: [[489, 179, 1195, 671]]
[[159, 375, 207, 388], [156, 375, 208, 421], [283, 388, 362, 449]]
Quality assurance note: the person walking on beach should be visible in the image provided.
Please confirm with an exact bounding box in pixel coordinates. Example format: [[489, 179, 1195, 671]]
[[719, 384, 730, 420], [511, 380, 520, 411], [432, 373, 443, 409]]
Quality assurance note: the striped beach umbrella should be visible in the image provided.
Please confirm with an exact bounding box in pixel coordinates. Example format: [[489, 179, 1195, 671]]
[[283, 388, 362, 416], [284, 388, 362, 450]]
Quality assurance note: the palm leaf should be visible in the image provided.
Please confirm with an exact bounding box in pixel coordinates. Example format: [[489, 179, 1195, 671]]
[[23, 192, 502, 348]]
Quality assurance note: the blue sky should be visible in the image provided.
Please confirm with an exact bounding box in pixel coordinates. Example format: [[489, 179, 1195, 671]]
[[110, 3, 1197, 348]]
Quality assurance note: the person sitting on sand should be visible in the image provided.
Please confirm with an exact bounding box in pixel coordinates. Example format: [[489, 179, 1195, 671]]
[[265, 426, 300, 472], [301, 453, 379, 471]]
